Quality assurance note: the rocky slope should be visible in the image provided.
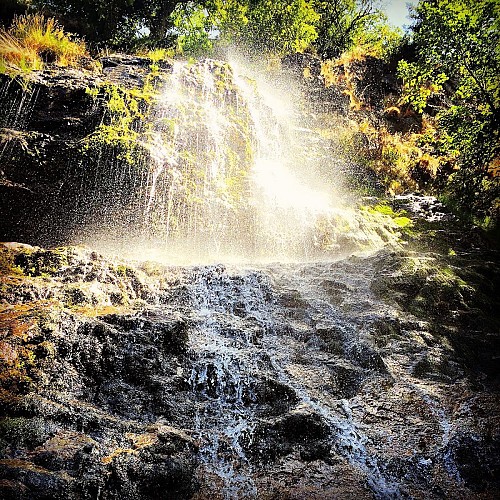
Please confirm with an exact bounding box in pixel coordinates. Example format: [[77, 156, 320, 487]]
[[0, 215, 499, 499]]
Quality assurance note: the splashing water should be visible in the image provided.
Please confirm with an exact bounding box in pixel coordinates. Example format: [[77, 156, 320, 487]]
[[112, 58, 396, 264], [170, 262, 406, 499]]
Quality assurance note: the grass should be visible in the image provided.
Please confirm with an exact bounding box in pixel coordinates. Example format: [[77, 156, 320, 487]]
[[0, 14, 89, 77]]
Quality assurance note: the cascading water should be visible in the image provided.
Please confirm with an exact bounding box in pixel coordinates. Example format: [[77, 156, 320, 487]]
[[138, 60, 254, 258], [0, 79, 40, 162], [92, 60, 455, 497], [165, 259, 437, 499], [108, 58, 398, 264]]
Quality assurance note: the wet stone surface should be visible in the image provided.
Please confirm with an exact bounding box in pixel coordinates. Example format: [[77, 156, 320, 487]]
[[1, 242, 499, 498]]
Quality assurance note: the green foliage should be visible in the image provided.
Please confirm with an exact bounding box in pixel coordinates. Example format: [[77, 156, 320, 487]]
[[398, 0, 500, 226], [14, 248, 68, 277], [0, 13, 89, 79], [28, 0, 182, 48], [397, 60, 448, 113], [0, 417, 47, 450], [147, 48, 175, 63], [207, 0, 249, 46], [169, 0, 319, 57], [20, 0, 387, 59], [313, 0, 383, 59], [240, 0, 319, 55], [0, 245, 24, 276], [413, 0, 499, 113], [352, 18, 403, 62], [170, 2, 213, 56]]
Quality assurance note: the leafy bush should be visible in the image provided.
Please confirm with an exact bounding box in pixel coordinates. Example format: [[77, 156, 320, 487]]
[[396, 0, 499, 228]]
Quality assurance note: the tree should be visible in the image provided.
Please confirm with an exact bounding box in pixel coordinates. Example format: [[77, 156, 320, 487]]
[[28, 0, 194, 47], [313, 0, 383, 59], [399, 0, 500, 224], [166, 0, 319, 57], [409, 0, 499, 120], [25, 0, 384, 56], [240, 0, 319, 55]]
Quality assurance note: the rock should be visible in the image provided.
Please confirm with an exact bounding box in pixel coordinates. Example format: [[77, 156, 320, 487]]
[[326, 360, 365, 399], [243, 407, 331, 464], [101, 55, 151, 68], [0, 244, 198, 498], [0, 459, 74, 499]]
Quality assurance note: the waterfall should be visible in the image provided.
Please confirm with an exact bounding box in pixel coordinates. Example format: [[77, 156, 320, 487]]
[[1, 58, 490, 500], [89, 58, 395, 264], [138, 60, 254, 259], [0, 79, 40, 163]]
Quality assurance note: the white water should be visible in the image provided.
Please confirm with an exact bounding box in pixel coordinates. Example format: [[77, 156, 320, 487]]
[[118, 59, 399, 264], [165, 262, 405, 499]]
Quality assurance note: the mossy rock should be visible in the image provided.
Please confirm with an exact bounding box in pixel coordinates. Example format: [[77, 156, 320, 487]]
[[14, 249, 68, 277], [0, 417, 48, 452]]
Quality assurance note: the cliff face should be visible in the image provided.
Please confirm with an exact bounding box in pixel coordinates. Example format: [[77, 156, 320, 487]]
[[0, 53, 445, 249], [0, 55, 158, 247], [1, 69, 98, 244]]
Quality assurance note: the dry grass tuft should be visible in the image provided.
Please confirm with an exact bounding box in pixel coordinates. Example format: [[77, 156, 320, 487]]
[[0, 14, 89, 77]]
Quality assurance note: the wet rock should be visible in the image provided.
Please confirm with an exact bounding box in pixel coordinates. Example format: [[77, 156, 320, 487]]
[[0, 459, 73, 500], [0, 245, 200, 499], [370, 250, 500, 380], [445, 432, 500, 492], [1, 242, 499, 498], [100, 314, 188, 354], [370, 317, 403, 348], [314, 324, 346, 354], [347, 342, 388, 373], [326, 360, 365, 399], [104, 453, 197, 500], [253, 378, 298, 410], [30, 431, 96, 471], [101, 55, 151, 68], [244, 407, 330, 464]]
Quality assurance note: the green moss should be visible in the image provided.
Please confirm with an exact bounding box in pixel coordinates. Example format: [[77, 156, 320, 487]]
[[368, 204, 412, 228], [83, 68, 163, 164], [0, 246, 24, 276], [0, 417, 47, 451], [13, 248, 68, 277], [370, 203, 394, 216], [115, 264, 127, 276], [393, 215, 412, 228]]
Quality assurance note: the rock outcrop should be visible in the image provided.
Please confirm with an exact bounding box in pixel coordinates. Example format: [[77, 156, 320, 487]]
[[1, 237, 499, 499], [0, 55, 160, 247]]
